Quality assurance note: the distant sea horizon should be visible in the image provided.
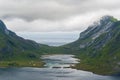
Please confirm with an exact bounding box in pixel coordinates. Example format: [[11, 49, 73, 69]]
[[17, 32, 80, 46]]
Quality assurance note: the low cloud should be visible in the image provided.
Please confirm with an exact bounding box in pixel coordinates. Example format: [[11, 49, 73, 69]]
[[1, 0, 120, 32]]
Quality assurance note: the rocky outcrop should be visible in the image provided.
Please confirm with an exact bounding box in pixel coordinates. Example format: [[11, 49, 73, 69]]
[[66, 16, 118, 49], [65, 15, 120, 75]]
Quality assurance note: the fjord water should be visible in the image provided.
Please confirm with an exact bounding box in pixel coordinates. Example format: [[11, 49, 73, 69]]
[[17, 32, 80, 46], [0, 55, 120, 80]]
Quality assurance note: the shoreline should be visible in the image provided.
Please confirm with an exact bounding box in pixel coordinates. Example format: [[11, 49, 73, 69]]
[[0, 61, 45, 68], [0, 54, 118, 76], [0, 61, 118, 76]]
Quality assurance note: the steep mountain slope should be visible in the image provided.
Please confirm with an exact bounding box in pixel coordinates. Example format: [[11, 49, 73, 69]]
[[0, 20, 49, 67], [0, 15, 119, 74], [64, 16, 120, 75], [66, 16, 117, 48]]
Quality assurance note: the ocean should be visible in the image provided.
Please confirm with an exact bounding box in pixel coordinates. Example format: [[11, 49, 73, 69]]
[[17, 32, 80, 46]]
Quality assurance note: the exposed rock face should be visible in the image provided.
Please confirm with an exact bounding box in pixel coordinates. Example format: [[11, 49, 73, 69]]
[[0, 20, 7, 30], [65, 15, 120, 74], [66, 16, 118, 49], [80, 16, 114, 40], [0, 20, 10, 35]]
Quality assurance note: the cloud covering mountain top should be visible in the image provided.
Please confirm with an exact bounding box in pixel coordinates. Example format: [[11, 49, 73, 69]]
[[0, 0, 120, 32]]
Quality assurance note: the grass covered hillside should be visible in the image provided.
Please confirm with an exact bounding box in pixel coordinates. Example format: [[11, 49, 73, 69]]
[[0, 20, 50, 67], [0, 15, 120, 75], [62, 16, 120, 75]]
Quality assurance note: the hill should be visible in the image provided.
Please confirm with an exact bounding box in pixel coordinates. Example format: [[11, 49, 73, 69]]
[[0, 20, 49, 67], [63, 15, 120, 75], [0, 15, 120, 75]]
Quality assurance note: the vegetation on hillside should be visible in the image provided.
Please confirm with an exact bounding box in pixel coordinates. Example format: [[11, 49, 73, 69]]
[[0, 16, 120, 75]]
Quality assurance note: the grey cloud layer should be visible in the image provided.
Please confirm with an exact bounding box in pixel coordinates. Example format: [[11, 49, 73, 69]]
[[0, 0, 120, 32], [0, 0, 120, 20]]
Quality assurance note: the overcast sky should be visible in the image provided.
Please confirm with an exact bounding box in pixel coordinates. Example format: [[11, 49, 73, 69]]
[[1, 0, 120, 32]]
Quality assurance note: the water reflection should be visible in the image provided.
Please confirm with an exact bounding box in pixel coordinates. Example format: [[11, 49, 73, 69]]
[[0, 54, 119, 80]]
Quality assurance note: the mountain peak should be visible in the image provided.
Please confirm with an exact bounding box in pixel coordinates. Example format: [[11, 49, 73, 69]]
[[80, 15, 118, 40], [0, 20, 7, 30], [100, 15, 117, 22], [101, 15, 113, 19], [0, 20, 9, 35]]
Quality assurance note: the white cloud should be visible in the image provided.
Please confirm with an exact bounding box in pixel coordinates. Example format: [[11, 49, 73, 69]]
[[4, 9, 120, 32], [1, 0, 120, 32]]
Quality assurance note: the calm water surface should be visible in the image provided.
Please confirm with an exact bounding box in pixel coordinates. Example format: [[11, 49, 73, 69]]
[[17, 32, 79, 46], [0, 54, 119, 80]]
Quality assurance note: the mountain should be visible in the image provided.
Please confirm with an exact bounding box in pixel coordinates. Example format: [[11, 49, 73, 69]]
[[0, 20, 49, 67], [63, 15, 120, 75], [0, 15, 120, 75]]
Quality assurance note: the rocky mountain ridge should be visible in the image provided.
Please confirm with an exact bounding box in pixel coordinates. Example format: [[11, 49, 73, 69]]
[[64, 15, 120, 75]]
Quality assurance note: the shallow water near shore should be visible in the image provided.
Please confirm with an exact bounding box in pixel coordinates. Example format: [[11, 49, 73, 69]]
[[0, 54, 120, 80]]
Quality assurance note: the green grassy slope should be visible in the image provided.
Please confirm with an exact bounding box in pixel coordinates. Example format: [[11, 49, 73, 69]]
[[61, 16, 120, 75], [0, 20, 49, 67], [0, 15, 120, 75]]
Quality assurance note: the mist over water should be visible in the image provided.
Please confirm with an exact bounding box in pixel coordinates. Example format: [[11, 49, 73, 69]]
[[17, 32, 80, 46]]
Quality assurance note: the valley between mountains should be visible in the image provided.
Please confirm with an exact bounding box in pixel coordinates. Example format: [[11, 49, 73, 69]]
[[0, 15, 120, 75]]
